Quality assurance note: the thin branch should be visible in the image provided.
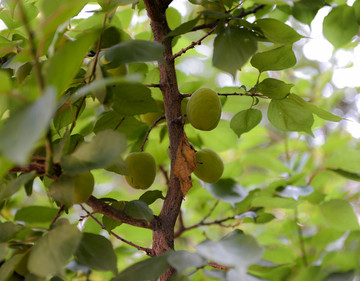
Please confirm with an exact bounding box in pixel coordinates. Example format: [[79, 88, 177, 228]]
[[145, 83, 162, 88], [175, 201, 238, 238], [114, 116, 126, 131], [307, 168, 326, 185], [172, 26, 217, 60], [85, 196, 153, 229], [80, 204, 153, 256], [50, 204, 65, 226], [190, 4, 266, 33], [69, 96, 86, 134], [182, 92, 268, 99], [140, 115, 166, 152]]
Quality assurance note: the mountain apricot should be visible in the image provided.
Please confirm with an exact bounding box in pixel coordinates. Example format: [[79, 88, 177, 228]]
[[194, 148, 224, 183], [187, 88, 221, 131], [125, 152, 156, 189], [140, 100, 165, 126]]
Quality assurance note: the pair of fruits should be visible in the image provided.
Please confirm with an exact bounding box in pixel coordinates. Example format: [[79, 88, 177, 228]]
[[124, 148, 224, 190], [125, 88, 223, 190], [187, 88, 224, 183]]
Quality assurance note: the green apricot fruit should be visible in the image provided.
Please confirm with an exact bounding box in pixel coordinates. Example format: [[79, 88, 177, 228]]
[[125, 152, 156, 189], [73, 172, 95, 204], [140, 100, 165, 126], [187, 88, 221, 131], [194, 148, 224, 183]]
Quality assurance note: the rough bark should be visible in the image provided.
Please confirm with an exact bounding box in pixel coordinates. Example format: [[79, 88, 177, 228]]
[[143, 1, 189, 280]]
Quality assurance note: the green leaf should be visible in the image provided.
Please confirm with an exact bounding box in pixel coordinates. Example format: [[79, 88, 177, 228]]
[[255, 18, 303, 44], [112, 83, 159, 115], [0, 70, 11, 93], [49, 175, 75, 207], [325, 149, 360, 173], [75, 233, 118, 274], [354, 0, 360, 25], [14, 206, 59, 223], [102, 201, 126, 232], [94, 111, 147, 140], [328, 169, 360, 182], [167, 251, 206, 274], [124, 200, 153, 222], [323, 5, 359, 48], [320, 199, 359, 231], [323, 271, 355, 281], [112, 253, 170, 281], [0, 254, 23, 281], [230, 109, 262, 137], [288, 94, 342, 122], [195, 230, 263, 267], [165, 17, 200, 38], [207, 179, 248, 206], [251, 45, 296, 72], [103, 40, 164, 66], [292, 0, 323, 25], [276, 185, 314, 200], [252, 196, 299, 209], [0, 222, 22, 242], [139, 190, 165, 205], [0, 89, 56, 164], [39, 0, 87, 35], [0, 172, 36, 202], [44, 32, 98, 96], [61, 130, 127, 174], [213, 27, 257, 77], [28, 220, 82, 277], [257, 78, 293, 99], [267, 97, 314, 135]]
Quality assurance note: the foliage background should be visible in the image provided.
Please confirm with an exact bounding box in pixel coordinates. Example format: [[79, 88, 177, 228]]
[[0, 0, 360, 280]]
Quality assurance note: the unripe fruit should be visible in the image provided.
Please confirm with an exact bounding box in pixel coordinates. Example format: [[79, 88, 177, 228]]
[[73, 172, 94, 204], [140, 100, 165, 126], [194, 148, 224, 183], [187, 88, 221, 131], [125, 152, 156, 189]]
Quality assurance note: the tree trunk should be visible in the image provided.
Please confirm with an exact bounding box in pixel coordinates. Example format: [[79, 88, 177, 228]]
[[143, 1, 186, 280]]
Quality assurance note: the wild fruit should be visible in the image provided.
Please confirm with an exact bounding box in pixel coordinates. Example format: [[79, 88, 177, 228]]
[[140, 100, 165, 126], [194, 148, 224, 183], [125, 152, 156, 189], [187, 88, 221, 131], [73, 172, 95, 204]]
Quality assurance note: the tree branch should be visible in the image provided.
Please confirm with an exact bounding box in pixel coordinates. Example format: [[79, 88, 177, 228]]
[[172, 26, 217, 60], [140, 115, 166, 152], [85, 196, 153, 229], [80, 204, 153, 256], [175, 201, 240, 238]]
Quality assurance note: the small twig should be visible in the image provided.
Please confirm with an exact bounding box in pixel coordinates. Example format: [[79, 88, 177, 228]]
[[50, 204, 65, 226], [80, 204, 153, 256], [140, 115, 166, 152], [69, 96, 86, 134], [172, 26, 217, 60], [202, 200, 219, 222], [114, 116, 126, 131], [182, 92, 267, 99], [175, 202, 237, 238], [295, 207, 308, 266], [145, 83, 162, 88], [228, 0, 246, 13], [207, 262, 231, 270], [307, 168, 326, 185]]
